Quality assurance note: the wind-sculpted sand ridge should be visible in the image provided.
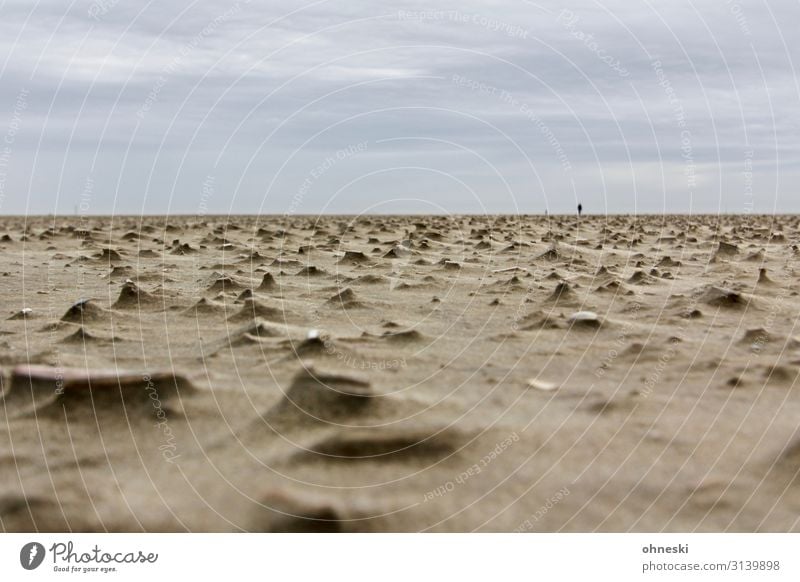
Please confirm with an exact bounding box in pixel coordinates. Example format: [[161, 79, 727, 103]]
[[1, 214, 800, 532]]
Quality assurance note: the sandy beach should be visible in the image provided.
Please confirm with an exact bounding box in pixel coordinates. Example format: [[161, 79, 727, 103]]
[[1, 213, 799, 532]]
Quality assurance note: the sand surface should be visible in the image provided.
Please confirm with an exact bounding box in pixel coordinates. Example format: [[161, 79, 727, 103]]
[[1, 214, 800, 532]]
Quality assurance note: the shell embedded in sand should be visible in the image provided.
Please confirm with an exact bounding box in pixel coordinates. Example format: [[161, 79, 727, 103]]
[[527, 378, 558, 391], [8, 307, 33, 320], [567, 310, 604, 329], [568, 310, 599, 322]]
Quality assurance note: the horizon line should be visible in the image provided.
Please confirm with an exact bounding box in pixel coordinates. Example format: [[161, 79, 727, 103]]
[[1, 212, 797, 218]]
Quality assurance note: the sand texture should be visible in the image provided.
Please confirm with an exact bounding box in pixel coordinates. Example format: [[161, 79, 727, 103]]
[[2, 214, 800, 532]]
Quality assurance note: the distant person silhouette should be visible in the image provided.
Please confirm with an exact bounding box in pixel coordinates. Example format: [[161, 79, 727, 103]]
[[577, 203, 582, 216]]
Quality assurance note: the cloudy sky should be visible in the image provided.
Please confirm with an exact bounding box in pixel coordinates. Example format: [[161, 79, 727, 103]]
[[0, 0, 797, 215]]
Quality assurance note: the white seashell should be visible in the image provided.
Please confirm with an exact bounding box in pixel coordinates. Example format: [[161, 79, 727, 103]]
[[568, 311, 599, 322], [527, 378, 558, 391]]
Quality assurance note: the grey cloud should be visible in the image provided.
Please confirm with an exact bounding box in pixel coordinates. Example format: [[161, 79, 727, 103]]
[[0, 0, 797, 214]]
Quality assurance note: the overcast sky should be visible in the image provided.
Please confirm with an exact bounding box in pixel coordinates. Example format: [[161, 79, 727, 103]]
[[0, 0, 797, 215]]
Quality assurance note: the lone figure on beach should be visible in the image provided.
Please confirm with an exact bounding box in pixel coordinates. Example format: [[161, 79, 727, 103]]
[[577, 203, 582, 216]]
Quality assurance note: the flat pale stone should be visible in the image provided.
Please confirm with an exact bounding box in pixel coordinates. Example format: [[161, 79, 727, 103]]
[[568, 311, 599, 322], [527, 378, 558, 391]]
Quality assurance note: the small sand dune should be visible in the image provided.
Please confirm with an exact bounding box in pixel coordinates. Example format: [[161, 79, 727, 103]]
[[2, 214, 800, 532]]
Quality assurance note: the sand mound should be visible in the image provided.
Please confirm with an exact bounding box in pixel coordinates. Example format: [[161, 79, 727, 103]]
[[658, 256, 681, 267], [536, 247, 562, 262], [381, 329, 425, 344], [383, 246, 412, 259], [517, 310, 562, 330], [2, 365, 195, 417], [776, 439, 800, 475], [206, 275, 244, 293], [225, 320, 289, 345], [258, 272, 278, 291], [745, 250, 765, 262], [265, 365, 375, 424], [546, 281, 577, 304], [93, 248, 123, 262], [113, 281, 161, 309], [184, 297, 227, 316], [714, 241, 739, 258], [109, 265, 136, 280], [739, 328, 772, 350], [762, 364, 799, 384], [327, 288, 357, 304], [61, 326, 114, 345], [337, 250, 371, 265], [491, 275, 525, 290], [170, 242, 197, 255], [236, 289, 254, 301], [296, 265, 329, 277], [279, 336, 333, 359], [354, 274, 388, 285], [0, 494, 76, 532], [627, 270, 655, 285], [227, 298, 285, 323], [299, 426, 463, 461], [271, 258, 303, 269], [757, 268, 775, 286], [325, 288, 367, 309], [439, 260, 461, 271], [236, 250, 267, 263], [252, 490, 368, 533], [699, 286, 751, 310], [595, 279, 630, 295], [585, 394, 637, 415], [61, 299, 109, 324]]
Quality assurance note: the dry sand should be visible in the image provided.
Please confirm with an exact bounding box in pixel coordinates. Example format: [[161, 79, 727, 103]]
[[1, 214, 800, 532]]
